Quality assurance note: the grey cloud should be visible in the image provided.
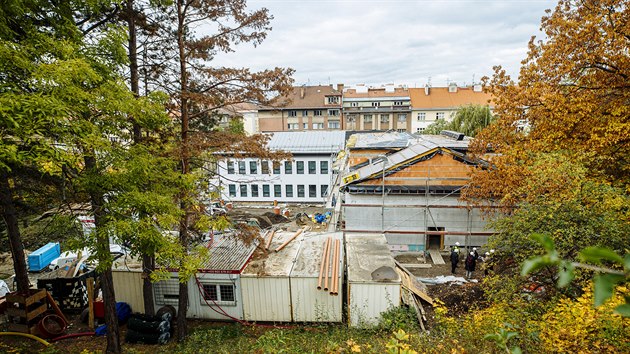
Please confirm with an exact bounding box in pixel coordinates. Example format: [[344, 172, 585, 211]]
[[212, 0, 553, 86]]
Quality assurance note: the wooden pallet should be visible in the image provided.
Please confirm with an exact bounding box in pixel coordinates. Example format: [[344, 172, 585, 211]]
[[6, 289, 48, 334]]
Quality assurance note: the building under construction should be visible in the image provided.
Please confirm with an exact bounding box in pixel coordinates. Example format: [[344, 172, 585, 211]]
[[340, 131, 492, 252]]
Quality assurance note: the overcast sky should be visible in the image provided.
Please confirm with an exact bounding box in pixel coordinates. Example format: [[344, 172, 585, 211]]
[[212, 0, 555, 88]]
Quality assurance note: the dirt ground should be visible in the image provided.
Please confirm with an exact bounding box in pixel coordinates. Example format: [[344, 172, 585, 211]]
[[395, 253, 487, 317]]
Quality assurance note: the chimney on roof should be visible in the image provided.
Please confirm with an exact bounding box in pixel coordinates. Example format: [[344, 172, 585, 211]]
[[473, 84, 482, 92], [424, 84, 430, 96], [337, 83, 344, 92], [300, 86, 305, 99], [448, 82, 458, 93]]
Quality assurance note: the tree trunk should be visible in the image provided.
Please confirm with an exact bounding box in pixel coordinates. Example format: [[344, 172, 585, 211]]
[[126, 0, 155, 316], [142, 254, 155, 315], [126, 0, 141, 142], [0, 174, 30, 293], [176, 0, 190, 341], [84, 155, 120, 354]]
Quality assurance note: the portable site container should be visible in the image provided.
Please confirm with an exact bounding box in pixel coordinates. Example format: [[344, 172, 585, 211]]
[[289, 232, 343, 322], [111, 267, 144, 313], [241, 230, 304, 322], [346, 234, 401, 327], [112, 233, 258, 320], [28, 242, 61, 272]]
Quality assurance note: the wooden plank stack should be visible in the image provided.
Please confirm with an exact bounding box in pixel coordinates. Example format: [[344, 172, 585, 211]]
[[395, 262, 433, 332]]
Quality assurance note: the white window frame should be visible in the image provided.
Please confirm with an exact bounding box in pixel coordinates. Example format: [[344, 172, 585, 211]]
[[200, 283, 236, 307], [328, 109, 339, 116], [437, 112, 445, 120], [417, 112, 426, 121]]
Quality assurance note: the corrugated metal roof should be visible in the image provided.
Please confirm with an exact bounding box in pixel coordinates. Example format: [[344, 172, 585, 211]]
[[348, 131, 416, 149], [419, 134, 471, 149], [199, 233, 259, 272], [267, 131, 346, 154]]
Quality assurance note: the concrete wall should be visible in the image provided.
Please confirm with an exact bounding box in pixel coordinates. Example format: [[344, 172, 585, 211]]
[[343, 193, 492, 250]]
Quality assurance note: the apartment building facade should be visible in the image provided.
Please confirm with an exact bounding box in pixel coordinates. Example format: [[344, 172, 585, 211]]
[[410, 83, 493, 133], [217, 131, 346, 203], [342, 85, 411, 132], [258, 85, 343, 132]]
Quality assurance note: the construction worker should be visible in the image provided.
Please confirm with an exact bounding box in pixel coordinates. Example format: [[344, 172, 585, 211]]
[[450, 247, 459, 274], [465, 251, 476, 279], [452, 241, 460, 253], [472, 247, 479, 260]]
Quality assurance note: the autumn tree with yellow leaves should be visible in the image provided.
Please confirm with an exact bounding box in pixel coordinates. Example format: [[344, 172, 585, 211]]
[[464, 0, 629, 254], [462, 0, 629, 336]]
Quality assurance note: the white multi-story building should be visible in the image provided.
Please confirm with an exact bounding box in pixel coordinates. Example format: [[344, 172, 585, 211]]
[[217, 131, 346, 204]]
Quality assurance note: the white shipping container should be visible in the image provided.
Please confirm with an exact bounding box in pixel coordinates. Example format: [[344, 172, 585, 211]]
[[290, 232, 343, 322], [346, 234, 401, 327], [241, 231, 303, 322]]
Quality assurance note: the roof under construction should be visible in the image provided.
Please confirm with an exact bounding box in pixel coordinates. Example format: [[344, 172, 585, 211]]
[[342, 132, 477, 188]]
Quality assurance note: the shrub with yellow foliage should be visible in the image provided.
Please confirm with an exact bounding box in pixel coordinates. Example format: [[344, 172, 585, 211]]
[[538, 285, 630, 353]]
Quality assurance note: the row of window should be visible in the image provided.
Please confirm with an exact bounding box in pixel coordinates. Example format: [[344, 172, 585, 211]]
[[417, 112, 445, 121], [227, 160, 328, 175], [228, 184, 328, 198], [288, 109, 340, 117], [288, 122, 339, 130], [346, 113, 407, 123], [348, 101, 407, 107]]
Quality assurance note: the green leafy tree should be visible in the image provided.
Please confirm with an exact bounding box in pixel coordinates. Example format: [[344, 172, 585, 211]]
[[423, 104, 493, 137], [522, 234, 630, 317], [0, 0, 113, 293]]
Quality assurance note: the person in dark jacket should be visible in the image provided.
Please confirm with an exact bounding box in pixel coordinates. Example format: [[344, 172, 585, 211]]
[[465, 251, 477, 278], [450, 248, 459, 274]]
